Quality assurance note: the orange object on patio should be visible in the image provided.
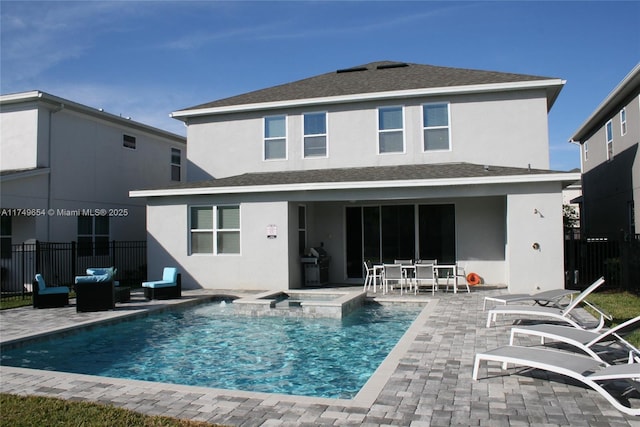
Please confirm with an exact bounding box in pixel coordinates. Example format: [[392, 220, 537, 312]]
[[466, 272, 481, 286]]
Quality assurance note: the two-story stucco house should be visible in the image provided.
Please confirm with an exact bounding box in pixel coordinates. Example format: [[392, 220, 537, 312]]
[[1, 90, 187, 247], [131, 61, 580, 293], [570, 63, 640, 238]]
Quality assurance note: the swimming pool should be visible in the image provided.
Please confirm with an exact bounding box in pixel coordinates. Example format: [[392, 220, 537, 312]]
[[1, 301, 423, 399]]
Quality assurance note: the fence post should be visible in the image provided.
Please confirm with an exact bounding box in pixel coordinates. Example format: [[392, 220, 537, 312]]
[[72, 241, 76, 277], [111, 240, 116, 269]]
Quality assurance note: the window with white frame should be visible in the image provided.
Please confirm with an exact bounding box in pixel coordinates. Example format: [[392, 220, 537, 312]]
[[264, 115, 286, 160], [423, 103, 450, 151], [190, 205, 240, 255], [78, 215, 109, 257], [171, 148, 182, 181], [378, 106, 404, 153], [584, 140, 589, 161], [606, 120, 614, 160], [303, 112, 327, 157], [620, 108, 627, 135]]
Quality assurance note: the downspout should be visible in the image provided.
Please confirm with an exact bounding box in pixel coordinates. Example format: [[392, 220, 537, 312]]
[[44, 93, 65, 241]]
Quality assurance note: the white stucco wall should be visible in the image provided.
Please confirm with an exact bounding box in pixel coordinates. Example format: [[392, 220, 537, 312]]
[[141, 176, 568, 292], [506, 185, 565, 293], [146, 197, 292, 290], [186, 89, 551, 180]]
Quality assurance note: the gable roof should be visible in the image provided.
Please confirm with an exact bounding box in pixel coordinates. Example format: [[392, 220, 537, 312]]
[[570, 63, 640, 143], [1, 91, 186, 144], [131, 163, 580, 198], [172, 61, 564, 119]]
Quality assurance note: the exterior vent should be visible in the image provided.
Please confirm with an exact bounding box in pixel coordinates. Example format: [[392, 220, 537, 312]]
[[376, 63, 409, 70], [336, 66, 368, 74]]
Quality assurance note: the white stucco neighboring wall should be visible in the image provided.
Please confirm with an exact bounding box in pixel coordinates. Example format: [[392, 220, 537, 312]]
[[0, 103, 41, 170], [1, 92, 187, 243]]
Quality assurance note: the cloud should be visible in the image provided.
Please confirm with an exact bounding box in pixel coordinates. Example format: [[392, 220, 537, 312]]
[[0, 2, 131, 87], [43, 81, 187, 136]]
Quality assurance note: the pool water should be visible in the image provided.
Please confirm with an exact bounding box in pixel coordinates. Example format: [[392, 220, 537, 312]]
[[1, 302, 422, 398]]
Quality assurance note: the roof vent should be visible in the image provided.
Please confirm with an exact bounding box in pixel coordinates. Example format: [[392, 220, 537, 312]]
[[336, 66, 368, 74], [376, 62, 409, 70]]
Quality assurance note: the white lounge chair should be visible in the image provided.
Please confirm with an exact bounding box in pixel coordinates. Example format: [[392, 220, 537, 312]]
[[486, 277, 609, 331], [472, 345, 640, 416], [483, 288, 578, 310], [510, 316, 640, 364]]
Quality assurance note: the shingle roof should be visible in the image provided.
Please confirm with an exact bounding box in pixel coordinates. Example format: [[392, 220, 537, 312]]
[[177, 61, 560, 112], [152, 163, 567, 191]]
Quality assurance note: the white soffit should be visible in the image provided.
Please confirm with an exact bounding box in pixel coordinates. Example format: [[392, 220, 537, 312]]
[[130, 172, 581, 198]]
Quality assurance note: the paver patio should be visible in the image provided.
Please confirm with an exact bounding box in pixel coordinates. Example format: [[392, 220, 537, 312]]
[[1, 287, 638, 426]]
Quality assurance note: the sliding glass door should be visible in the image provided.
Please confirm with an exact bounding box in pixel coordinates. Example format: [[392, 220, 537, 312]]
[[346, 204, 455, 278]]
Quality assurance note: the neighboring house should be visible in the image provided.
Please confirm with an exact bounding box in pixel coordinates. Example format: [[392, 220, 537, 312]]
[[570, 63, 640, 238], [562, 177, 582, 232], [131, 61, 580, 293], [0, 90, 187, 248]]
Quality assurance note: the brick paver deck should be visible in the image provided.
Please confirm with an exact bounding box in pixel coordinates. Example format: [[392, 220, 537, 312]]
[[1, 287, 637, 426]]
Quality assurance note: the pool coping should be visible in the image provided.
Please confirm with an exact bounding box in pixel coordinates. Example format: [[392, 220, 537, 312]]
[[0, 290, 436, 409]]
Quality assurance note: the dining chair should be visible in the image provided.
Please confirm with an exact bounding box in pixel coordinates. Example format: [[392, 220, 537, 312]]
[[382, 264, 404, 295], [394, 259, 414, 291], [445, 263, 470, 294], [363, 261, 375, 292], [414, 263, 438, 295]]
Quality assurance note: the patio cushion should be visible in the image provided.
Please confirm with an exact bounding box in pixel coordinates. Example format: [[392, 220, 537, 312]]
[[162, 268, 178, 282], [142, 280, 175, 289], [86, 267, 117, 278], [40, 286, 70, 295], [35, 274, 46, 292], [34, 273, 70, 294], [75, 274, 110, 284]]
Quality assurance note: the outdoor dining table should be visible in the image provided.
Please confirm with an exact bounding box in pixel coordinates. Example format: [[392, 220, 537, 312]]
[[371, 264, 417, 293]]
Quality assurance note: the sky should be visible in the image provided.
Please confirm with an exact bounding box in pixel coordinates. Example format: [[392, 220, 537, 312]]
[[1, 1, 639, 172]]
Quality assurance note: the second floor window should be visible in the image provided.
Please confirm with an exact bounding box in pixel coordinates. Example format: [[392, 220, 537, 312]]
[[378, 106, 404, 153], [264, 115, 286, 160], [423, 103, 450, 151], [171, 148, 182, 181], [620, 108, 627, 135], [123, 134, 136, 150], [303, 112, 327, 157], [606, 120, 613, 160], [584, 140, 589, 161]]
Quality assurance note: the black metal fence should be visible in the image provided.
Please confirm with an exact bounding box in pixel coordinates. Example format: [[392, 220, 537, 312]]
[[564, 233, 640, 294], [0, 241, 146, 302]]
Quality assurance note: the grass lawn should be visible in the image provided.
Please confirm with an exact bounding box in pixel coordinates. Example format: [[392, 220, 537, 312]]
[[584, 291, 640, 347], [0, 393, 226, 427]]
